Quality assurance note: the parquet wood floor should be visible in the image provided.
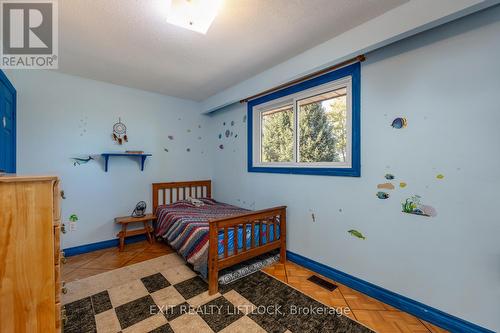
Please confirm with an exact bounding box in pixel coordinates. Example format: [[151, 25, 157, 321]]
[[63, 241, 449, 333]]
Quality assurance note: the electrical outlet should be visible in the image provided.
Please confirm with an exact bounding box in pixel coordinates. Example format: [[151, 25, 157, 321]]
[[69, 221, 76, 231]]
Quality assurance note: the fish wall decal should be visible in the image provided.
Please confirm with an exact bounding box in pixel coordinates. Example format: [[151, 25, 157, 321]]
[[376, 191, 390, 199], [377, 183, 395, 190], [391, 117, 407, 129], [348, 230, 366, 240], [71, 156, 94, 166]]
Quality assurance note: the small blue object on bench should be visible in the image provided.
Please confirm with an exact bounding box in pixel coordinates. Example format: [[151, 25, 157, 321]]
[[101, 152, 152, 172]]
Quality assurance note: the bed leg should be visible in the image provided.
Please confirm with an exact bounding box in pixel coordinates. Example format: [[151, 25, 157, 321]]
[[208, 222, 219, 295], [280, 246, 286, 263], [279, 209, 286, 263], [208, 265, 218, 295]]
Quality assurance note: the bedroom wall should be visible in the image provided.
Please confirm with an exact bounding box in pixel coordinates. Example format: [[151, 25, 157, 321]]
[[4, 70, 212, 249], [207, 6, 500, 332]]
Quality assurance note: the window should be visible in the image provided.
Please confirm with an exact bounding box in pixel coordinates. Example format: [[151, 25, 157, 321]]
[[248, 63, 360, 176]]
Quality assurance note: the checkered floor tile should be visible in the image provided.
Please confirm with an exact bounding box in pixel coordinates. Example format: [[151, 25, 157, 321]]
[[63, 255, 373, 333]]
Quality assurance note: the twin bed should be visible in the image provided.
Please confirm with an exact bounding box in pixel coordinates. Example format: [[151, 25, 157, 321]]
[[152, 180, 287, 295]]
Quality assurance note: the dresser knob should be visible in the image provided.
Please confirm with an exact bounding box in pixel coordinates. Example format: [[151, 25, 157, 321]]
[[60, 251, 66, 264], [61, 224, 67, 234], [62, 312, 68, 325]]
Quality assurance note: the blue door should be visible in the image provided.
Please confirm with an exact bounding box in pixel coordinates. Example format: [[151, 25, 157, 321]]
[[0, 70, 16, 173]]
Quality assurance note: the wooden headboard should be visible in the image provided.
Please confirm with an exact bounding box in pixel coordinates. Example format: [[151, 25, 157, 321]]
[[152, 180, 211, 213]]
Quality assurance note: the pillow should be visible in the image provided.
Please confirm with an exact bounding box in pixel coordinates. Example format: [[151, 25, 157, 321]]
[[186, 196, 205, 207]]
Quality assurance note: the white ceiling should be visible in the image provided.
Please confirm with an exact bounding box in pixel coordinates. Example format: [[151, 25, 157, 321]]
[[59, 0, 407, 101]]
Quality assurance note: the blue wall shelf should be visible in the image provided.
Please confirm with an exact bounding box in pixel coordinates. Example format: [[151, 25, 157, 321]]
[[101, 153, 152, 172]]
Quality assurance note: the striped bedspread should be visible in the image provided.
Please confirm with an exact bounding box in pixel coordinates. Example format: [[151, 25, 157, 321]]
[[154, 198, 279, 277]]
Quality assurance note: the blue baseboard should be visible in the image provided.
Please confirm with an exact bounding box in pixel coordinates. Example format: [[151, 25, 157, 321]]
[[286, 251, 493, 333], [64, 234, 147, 257]]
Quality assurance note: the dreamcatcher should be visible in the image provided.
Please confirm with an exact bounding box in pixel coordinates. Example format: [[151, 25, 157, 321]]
[[112, 118, 128, 144]]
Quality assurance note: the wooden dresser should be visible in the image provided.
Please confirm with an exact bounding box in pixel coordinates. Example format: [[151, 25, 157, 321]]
[[0, 175, 62, 332]]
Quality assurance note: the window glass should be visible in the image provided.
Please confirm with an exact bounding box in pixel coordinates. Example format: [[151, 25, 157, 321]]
[[261, 105, 294, 163], [297, 88, 347, 163]]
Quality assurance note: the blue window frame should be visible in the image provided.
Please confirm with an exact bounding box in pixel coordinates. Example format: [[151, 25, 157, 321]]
[[247, 62, 360, 177]]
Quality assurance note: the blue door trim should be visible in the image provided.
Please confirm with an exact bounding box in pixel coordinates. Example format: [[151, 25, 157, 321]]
[[0, 70, 16, 93], [286, 251, 494, 333], [0, 69, 16, 173]]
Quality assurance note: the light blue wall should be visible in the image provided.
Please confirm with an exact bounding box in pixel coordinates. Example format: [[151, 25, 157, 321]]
[[5, 70, 212, 249], [5, 5, 500, 331], [208, 7, 500, 331]]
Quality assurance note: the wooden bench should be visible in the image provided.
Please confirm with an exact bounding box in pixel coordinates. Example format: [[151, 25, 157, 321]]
[[115, 213, 156, 251]]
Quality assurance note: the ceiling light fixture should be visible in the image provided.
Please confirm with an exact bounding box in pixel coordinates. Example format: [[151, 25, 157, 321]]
[[165, 0, 223, 34]]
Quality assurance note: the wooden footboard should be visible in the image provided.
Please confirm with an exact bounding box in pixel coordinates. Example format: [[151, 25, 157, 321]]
[[208, 206, 287, 295], [152, 180, 286, 295]]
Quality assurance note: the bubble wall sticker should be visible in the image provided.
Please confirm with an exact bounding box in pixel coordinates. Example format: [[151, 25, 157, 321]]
[[79, 117, 88, 137], [436, 174, 444, 179], [385, 174, 395, 180], [399, 182, 407, 188], [168, 135, 174, 140]]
